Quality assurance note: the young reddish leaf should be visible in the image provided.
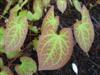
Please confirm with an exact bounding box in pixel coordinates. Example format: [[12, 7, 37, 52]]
[[74, 5, 95, 53], [41, 6, 59, 34], [4, 6, 28, 53], [37, 28, 73, 70], [56, 0, 67, 13]]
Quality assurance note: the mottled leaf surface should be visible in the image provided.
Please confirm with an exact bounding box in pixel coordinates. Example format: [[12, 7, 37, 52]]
[[41, 6, 59, 34], [5, 9, 28, 52], [74, 5, 95, 53]]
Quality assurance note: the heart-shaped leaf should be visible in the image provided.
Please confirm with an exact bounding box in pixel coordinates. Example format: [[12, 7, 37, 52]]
[[15, 56, 37, 75], [56, 0, 67, 13], [37, 27, 73, 70], [4, 9, 28, 52], [74, 5, 95, 53]]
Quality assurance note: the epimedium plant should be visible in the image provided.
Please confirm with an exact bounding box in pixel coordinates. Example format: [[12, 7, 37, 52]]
[[0, 0, 96, 74], [4, 0, 30, 58], [74, 5, 95, 53], [37, 6, 74, 70], [56, 0, 82, 13]]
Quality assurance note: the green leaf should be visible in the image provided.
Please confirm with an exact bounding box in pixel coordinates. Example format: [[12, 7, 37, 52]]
[[72, 0, 81, 13], [37, 28, 73, 70], [32, 0, 43, 21], [15, 56, 37, 75], [0, 27, 4, 53], [74, 5, 95, 53], [27, 0, 43, 21], [37, 6, 73, 70], [96, 0, 100, 4], [4, 7, 28, 54], [56, 0, 67, 13], [33, 38, 39, 50]]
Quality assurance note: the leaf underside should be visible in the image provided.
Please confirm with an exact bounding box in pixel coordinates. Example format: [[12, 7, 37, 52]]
[[37, 6, 73, 70]]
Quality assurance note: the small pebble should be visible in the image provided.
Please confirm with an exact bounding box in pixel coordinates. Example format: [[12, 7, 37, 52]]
[[72, 63, 78, 75]]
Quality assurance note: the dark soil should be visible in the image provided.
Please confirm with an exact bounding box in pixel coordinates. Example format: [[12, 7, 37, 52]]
[[0, 0, 100, 75]]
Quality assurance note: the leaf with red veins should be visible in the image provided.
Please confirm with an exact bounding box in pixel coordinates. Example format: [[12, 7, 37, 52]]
[[41, 6, 59, 34], [74, 5, 95, 53], [37, 28, 74, 70], [5, 9, 28, 52]]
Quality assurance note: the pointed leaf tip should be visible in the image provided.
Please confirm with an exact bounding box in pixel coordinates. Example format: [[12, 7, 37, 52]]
[[57, 0, 67, 13], [41, 6, 59, 34]]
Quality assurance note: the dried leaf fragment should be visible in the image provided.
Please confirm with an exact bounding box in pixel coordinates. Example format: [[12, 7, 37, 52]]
[[74, 5, 95, 53], [96, 0, 100, 4]]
